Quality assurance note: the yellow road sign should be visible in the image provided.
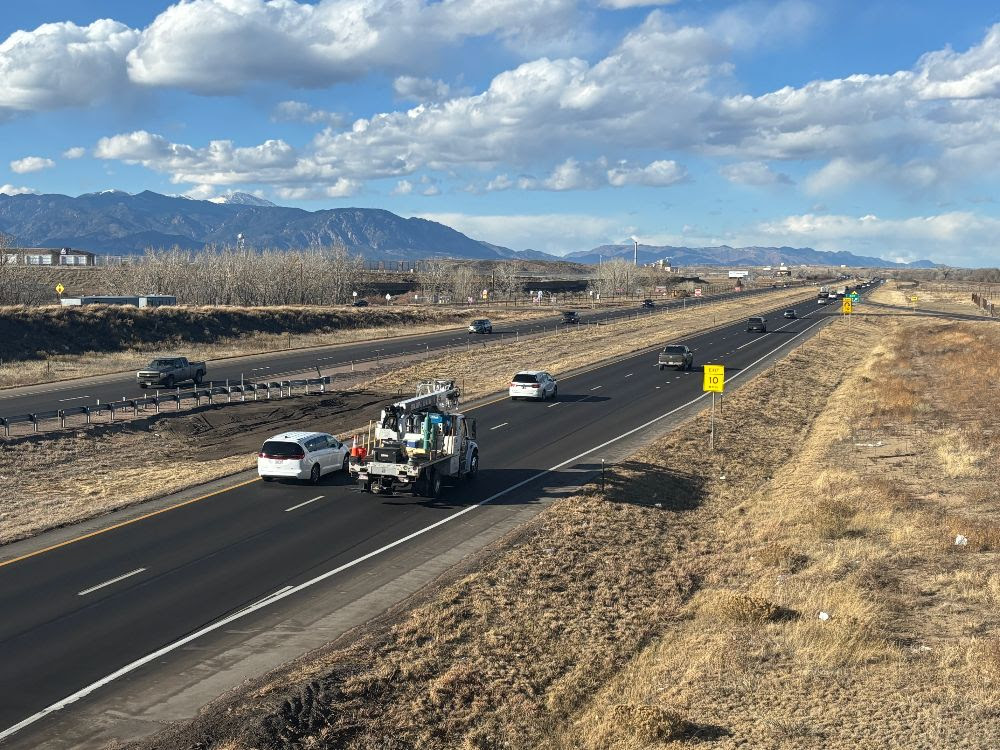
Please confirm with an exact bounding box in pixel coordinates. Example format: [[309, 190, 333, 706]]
[[55, 283, 65, 295], [842, 298, 853, 314], [703, 364, 725, 393], [909, 295, 918, 303]]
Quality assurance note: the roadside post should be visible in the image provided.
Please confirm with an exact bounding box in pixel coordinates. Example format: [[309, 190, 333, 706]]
[[842, 296, 853, 326], [703, 364, 725, 450]]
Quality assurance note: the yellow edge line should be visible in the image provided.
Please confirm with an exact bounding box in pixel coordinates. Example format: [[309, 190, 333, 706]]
[[0, 291, 807, 569], [0, 477, 260, 570]]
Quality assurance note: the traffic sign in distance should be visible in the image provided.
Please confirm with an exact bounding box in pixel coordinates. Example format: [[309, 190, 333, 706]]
[[703, 364, 725, 393], [55, 283, 65, 295], [910, 295, 919, 303], [842, 298, 853, 314]]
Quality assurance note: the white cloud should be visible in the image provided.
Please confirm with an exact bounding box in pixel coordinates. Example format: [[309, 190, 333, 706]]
[[607, 159, 687, 186], [393, 76, 469, 102], [62, 147, 87, 159], [751, 211, 1000, 266], [125, 0, 580, 94], [10, 156, 55, 173], [599, 0, 680, 7], [275, 178, 361, 199], [720, 160, 791, 186], [0, 184, 38, 195], [415, 211, 630, 253], [272, 100, 344, 126], [0, 20, 138, 115], [392, 179, 414, 195]]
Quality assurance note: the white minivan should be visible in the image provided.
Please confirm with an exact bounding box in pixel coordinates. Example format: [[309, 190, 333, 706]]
[[257, 431, 349, 484]]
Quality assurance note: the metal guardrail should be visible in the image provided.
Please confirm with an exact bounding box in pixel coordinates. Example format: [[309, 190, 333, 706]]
[[0, 376, 332, 437]]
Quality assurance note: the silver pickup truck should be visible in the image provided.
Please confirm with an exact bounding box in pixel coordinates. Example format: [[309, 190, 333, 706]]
[[137, 357, 207, 388], [658, 345, 694, 371]]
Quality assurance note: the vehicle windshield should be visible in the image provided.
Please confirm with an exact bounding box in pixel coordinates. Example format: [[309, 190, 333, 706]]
[[663, 346, 687, 354], [260, 441, 303, 457], [148, 359, 176, 367], [472, 319, 488, 325], [512, 373, 539, 383], [749, 318, 764, 323]]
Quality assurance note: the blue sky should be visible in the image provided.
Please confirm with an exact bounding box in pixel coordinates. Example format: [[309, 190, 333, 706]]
[[2, 0, 1000, 265]]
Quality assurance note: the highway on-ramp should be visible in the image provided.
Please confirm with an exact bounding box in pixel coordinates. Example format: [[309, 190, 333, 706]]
[[0, 284, 811, 420], [0, 289, 857, 746]]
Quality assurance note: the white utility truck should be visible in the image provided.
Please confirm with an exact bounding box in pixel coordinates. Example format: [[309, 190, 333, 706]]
[[349, 379, 479, 498]]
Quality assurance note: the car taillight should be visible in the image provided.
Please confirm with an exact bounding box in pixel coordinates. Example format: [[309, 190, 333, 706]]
[[259, 452, 304, 460], [529, 383, 540, 388]]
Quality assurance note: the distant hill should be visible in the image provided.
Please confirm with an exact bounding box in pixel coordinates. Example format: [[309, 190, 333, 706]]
[[0, 190, 935, 267], [572, 243, 937, 269], [0, 190, 522, 260]]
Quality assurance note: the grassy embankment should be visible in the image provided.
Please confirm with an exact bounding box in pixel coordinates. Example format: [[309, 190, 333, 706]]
[[869, 280, 993, 316], [1, 287, 809, 547], [132, 313, 1000, 749], [0, 304, 554, 388]]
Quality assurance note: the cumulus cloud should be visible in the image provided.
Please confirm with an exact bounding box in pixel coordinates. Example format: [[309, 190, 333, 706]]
[[393, 76, 469, 102], [10, 156, 55, 173], [272, 100, 344, 126], [720, 160, 792, 186], [607, 159, 687, 186], [125, 0, 580, 94], [600, 0, 680, 7], [0, 184, 38, 195], [62, 147, 87, 159], [392, 179, 414, 195], [0, 20, 138, 115]]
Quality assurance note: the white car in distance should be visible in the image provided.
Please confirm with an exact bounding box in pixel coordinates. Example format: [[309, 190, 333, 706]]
[[258, 431, 349, 484], [509, 370, 558, 400]]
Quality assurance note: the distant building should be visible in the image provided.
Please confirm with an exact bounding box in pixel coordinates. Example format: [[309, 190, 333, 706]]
[[650, 257, 674, 271], [3, 247, 96, 266], [59, 295, 176, 307]]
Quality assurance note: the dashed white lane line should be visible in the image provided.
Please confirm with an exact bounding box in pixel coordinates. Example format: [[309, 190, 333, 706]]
[[547, 402, 560, 408], [77, 568, 146, 596], [624, 373, 633, 378], [490, 422, 508, 430], [58, 395, 91, 402], [284, 495, 325, 513], [590, 385, 603, 390], [736, 335, 766, 351]]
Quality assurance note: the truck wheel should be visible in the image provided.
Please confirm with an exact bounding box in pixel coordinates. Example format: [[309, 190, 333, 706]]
[[467, 451, 479, 481], [139, 383, 148, 389], [427, 469, 442, 499], [194, 371, 204, 385], [308, 463, 321, 485], [658, 364, 664, 371], [164, 375, 175, 388]]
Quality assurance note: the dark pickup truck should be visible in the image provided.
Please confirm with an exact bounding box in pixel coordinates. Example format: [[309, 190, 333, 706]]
[[658, 344, 694, 371], [747, 316, 767, 332], [137, 357, 207, 388]]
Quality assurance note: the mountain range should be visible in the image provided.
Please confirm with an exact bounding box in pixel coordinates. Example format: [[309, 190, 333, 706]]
[[0, 190, 936, 268]]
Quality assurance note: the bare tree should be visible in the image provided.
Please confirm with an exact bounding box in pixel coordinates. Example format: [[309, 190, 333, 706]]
[[590, 259, 638, 300], [450, 265, 478, 304], [419, 259, 451, 303], [493, 260, 522, 302], [0, 232, 49, 305]]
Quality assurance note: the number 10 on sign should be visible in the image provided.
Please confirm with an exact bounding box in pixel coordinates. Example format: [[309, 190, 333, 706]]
[[703, 364, 725, 450]]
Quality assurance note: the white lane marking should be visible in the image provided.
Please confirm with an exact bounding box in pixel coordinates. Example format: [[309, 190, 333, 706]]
[[0, 307, 835, 744], [590, 385, 603, 390], [624, 373, 633, 378], [284, 496, 325, 513], [547, 402, 560, 408], [77, 568, 146, 596], [735, 335, 765, 351], [490, 422, 508, 430], [58, 395, 91, 402]]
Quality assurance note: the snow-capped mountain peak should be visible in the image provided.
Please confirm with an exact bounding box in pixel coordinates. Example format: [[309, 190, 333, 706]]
[[209, 192, 277, 207]]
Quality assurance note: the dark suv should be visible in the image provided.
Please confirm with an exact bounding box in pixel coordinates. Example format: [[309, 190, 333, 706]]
[[560, 311, 581, 324], [641, 299, 655, 308], [468, 318, 493, 334], [747, 316, 767, 332]]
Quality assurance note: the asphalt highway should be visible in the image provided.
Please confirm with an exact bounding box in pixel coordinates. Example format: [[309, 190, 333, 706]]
[[0, 283, 813, 419], [0, 286, 861, 742]]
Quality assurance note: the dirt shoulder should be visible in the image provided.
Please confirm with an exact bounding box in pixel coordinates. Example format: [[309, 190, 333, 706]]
[[0, 287, 809, 547], [133, 314, 1000, 749]]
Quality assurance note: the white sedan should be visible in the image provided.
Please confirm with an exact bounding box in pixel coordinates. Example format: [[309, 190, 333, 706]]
[[257, 431, 349, 484], [509, 370, 558, 400]]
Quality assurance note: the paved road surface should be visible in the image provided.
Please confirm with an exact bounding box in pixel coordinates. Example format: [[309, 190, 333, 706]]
[[0, 288, 860, 744], [0, 285, 810, 419]]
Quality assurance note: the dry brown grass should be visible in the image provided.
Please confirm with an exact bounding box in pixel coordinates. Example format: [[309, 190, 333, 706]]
[[870, 280, 993, 316]]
